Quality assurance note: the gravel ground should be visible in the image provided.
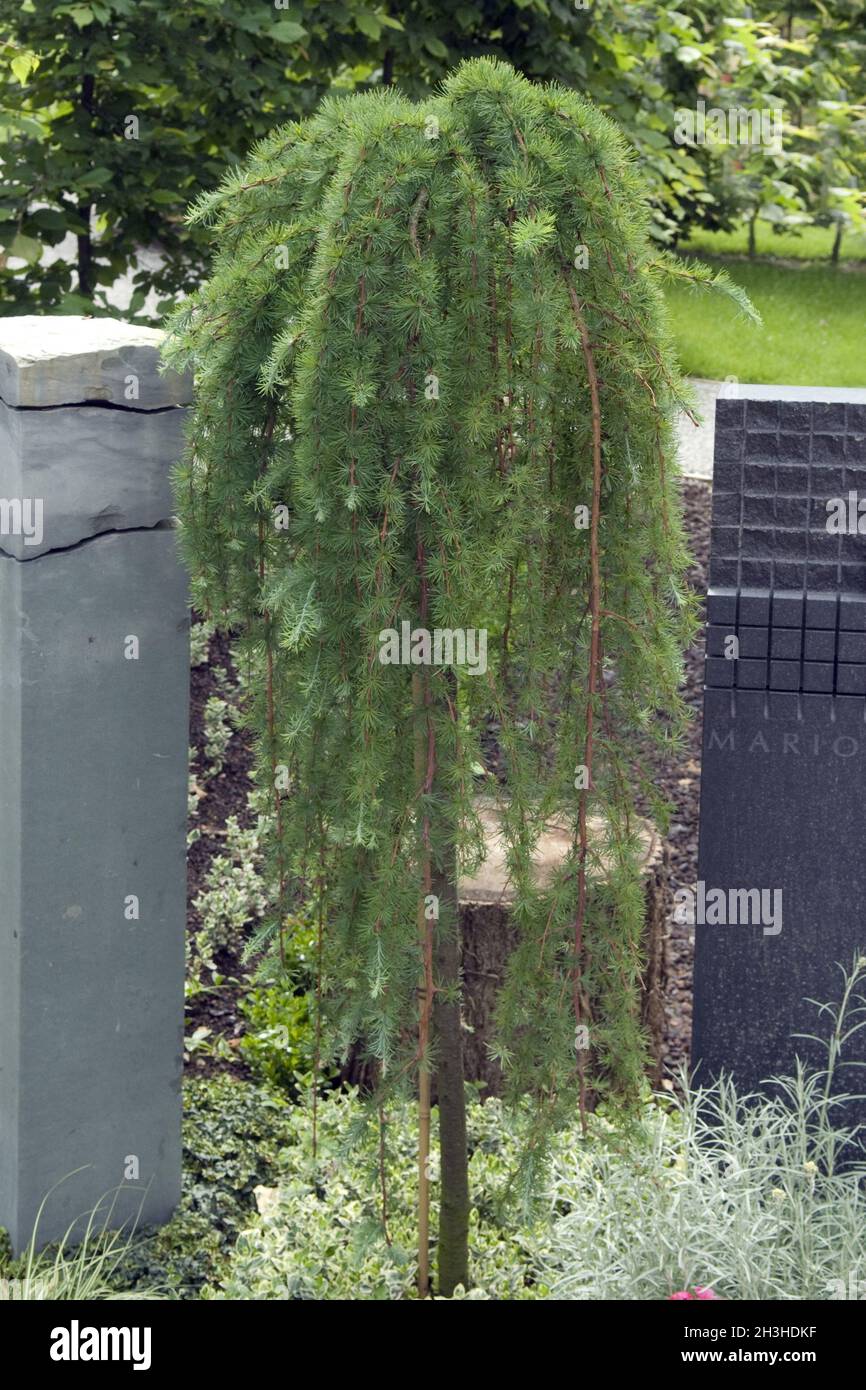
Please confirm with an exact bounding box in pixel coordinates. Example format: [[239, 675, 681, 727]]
[[659, 478, 710, 1080]]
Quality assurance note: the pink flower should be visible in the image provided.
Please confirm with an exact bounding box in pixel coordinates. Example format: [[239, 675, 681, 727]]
[[669, 1291, 693, 1300]]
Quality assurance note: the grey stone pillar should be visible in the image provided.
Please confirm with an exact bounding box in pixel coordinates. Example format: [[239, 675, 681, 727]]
[[693, 386, 866, 1124], [0, 317, 191, 1252]]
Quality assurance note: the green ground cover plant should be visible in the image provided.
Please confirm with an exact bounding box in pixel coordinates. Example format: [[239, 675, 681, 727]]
[[207, 961, 866, 1301], [4, 963, 863, 1301]]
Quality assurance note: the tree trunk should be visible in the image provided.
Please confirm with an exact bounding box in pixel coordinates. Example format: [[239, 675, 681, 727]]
[[77, 73, 96, 298], [747, 213, 757, 260], [77, 203, 94, 298], [831, 222, 843, 265], [432, 856, 469, 1296], [412, 672, 433, 1299]]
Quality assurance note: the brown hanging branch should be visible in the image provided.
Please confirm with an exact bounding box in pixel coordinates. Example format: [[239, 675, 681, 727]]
[[412, 519, 439, 1297], [257, 406, 291, 966], [565, 278, 604, 1133]]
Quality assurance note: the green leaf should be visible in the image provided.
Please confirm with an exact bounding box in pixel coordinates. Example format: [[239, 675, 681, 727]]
[[270, 20, 307, 43], [6, 233, 42, 264], [31, 208, 68, 231], [354, 14, 382, 40], [57, 292, 98, 312], [0, 112, 43, 138], [77, 167, 113, 188], [10, 52, 39, 85], [423, 35, 449, 59], [66, 5, 95, 27]]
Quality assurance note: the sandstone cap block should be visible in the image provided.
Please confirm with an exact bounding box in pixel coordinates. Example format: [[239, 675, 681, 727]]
[[0, 316, 191, 409]]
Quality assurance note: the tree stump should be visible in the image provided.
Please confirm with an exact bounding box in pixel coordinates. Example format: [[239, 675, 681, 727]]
[[458, 801, 669, 1096], [340, 801, 669, 1095]]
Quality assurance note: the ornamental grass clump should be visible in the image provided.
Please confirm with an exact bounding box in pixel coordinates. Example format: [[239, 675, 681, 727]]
[[164, 57, 751, 1296], [541, 960, 866, 1301]]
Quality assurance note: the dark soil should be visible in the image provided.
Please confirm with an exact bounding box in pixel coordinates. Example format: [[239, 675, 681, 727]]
[[658, 479, 710, 1081], [185, 628, 257, 1079]]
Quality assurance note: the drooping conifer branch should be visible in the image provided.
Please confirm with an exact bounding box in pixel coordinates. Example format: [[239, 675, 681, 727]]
[[164, 56, 711, 1292]]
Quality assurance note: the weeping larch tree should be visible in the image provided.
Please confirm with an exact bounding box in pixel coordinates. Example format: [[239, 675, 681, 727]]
[[164, 58, 753, 1298]]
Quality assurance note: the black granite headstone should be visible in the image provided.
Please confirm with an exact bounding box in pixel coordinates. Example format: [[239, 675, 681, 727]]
[[692, 387, 866, 1116]]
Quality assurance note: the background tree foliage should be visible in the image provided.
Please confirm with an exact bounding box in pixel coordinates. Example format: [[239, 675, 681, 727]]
[[1, 1, 864, 317], [0, 0, 403, 313], [689, 1, 866, 259]]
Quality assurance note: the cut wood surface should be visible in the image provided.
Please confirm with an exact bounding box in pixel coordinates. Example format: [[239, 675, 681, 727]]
[[458, 798, 662, 906], [458, 800, 668, 1095]]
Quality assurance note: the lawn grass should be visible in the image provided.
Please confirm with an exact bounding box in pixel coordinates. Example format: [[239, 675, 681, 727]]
[[665, 256, 866, 387], [681, 223, 866, 263]]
